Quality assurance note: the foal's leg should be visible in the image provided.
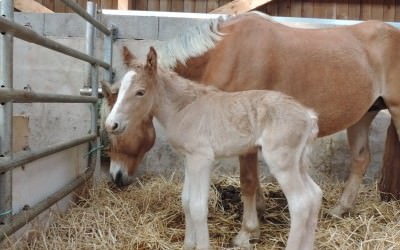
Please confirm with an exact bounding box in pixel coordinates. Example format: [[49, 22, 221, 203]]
[[183, 154, 213, 250], [233, 152, 261, 247], [330, 111, 378, 217], [260, 138, 322, 249]]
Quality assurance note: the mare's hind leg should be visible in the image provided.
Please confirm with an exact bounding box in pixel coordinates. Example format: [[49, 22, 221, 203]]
[[260, 137, 322, 249], [240, 151, 266, 213], [233, 152, 262, 247], [330, 111, 378, 217]]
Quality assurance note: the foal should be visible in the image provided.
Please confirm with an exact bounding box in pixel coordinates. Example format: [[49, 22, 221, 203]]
[[105, 47, 322, 250]]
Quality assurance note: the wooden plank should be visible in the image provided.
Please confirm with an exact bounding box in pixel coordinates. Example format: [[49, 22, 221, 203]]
[[264, 1, 277, 16], [371, 0, 384, 20], [101, 0, 114, 9], [12, 116, 29, 153], [313, 1, 336, 19], [14, 0, 54, 12], [184, 0, 195, 12], [277, 0, 290, 17], [136, 0, 148, 10], [348, 0, 361, 20], [172, 0, 184, 11], [117, 0, 130, 10], [207, 0, 219, 12], [41, 0, 55, 11], [290, 0, 302, 17], [195, 0, 207, 12], [395, 0, 400, 21], [360, 0, 372, 20], [160, 0, 171, 11], [336, 0, 349, 19], [54, 0, 66, 12], [210, 0, 274, 14], [383, 0, 395, 21], [148, 0, 161, 10], [78, 0, 87, 11], [302, 1, 314, 17]]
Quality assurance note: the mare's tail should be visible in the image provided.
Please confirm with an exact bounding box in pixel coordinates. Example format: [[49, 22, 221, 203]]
[[379, 119, 400, 201]]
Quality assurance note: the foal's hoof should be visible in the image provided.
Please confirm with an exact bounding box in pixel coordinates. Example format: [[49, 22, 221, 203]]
[[233, 230, 259, 249], [328, 205, 347, 218]]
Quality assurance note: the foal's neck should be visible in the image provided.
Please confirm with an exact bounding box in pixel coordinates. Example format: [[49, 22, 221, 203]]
[[152, 68, 218, 126]]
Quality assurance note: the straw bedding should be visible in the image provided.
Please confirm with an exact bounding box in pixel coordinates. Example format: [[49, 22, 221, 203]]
[[4, 174, 400, 249]]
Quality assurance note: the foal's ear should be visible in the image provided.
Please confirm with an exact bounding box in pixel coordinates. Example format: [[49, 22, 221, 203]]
[[145, 46, 157, 74], [122, 46, 136, 67], [100, 80, 112, 100]]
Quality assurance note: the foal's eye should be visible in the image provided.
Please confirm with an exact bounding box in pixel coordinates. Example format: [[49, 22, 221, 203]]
[[136, 90, 145, 96]]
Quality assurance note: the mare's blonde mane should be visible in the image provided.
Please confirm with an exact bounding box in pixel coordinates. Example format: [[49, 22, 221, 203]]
[[157, 17, 226, 69]]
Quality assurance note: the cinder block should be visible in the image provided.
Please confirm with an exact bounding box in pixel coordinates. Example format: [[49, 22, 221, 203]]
[[158, 17, 212, 40], [102, 15, 158, 40], [14, 13, 45, 35], [44, 13, 86, 37]]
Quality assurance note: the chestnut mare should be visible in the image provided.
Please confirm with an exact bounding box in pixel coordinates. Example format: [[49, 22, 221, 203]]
[[102, 11, 400, 219], [105, 47, 322, 250]]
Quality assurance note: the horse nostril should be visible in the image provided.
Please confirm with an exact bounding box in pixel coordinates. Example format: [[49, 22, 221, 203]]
[[111, 122, 119, 131], [115, 171, 123, 187]]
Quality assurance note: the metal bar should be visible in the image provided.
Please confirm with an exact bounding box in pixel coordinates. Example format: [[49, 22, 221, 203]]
[[59, 0, 111, 36], [80, 87, 103, 97], [86, 2, 100, 186], [0, 89, 97, 103], [0, 17, 110, 70], [0, 164, 95, 242], [0, 0, 14, 226], [103, 24, 116, 83], [84, 1, 96, 89], [0, 134, 97, 173]]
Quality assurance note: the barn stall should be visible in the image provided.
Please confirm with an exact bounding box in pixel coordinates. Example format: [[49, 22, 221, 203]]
[[1, 0, 400, 249]]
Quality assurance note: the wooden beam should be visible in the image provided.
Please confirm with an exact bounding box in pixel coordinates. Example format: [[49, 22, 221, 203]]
[[210, 0, 274, 14], [15, 0, 53, 13], [117, 0, 130, 10]]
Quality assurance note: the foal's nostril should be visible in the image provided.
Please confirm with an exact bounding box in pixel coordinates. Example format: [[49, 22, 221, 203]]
[[111, 122, 119, 131]]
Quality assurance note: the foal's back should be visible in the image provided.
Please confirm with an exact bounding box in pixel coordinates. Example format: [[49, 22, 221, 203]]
[[166, 90, 317, 157]]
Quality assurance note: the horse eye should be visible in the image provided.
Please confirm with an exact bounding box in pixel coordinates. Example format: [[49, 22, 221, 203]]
[[136, 90, 145, 96]]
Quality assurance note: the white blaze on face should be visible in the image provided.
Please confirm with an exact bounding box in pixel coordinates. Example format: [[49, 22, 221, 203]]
[[109, 160, 128, 181], [105, 70, 137, 130]]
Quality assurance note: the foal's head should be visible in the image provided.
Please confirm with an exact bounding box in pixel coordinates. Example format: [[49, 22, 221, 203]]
[[102, 46, 157, 186], [105, 46, 158, 135]]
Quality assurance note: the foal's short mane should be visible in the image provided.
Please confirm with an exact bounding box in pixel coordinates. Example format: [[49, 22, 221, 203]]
[[157, 67, 220, 109]]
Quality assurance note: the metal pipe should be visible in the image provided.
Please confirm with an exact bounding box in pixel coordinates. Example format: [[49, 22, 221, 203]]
[[80, 87, 103, 97], [0, 134, 97, 173], [0, 17, 110, 70], [103, 24, 116, 83], [59, 0, 111, 36], [86, 2, 99, 185], [0, 89, 98, 103], [0, 0, 14, 226], [0, 163, 95, 242], [84, 1, 95, 88]]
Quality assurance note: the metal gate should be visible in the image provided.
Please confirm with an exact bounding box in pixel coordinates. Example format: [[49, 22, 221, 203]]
[[0, 0, 115, 240]]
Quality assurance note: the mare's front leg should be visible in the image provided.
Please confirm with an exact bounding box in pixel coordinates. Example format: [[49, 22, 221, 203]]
[[233, 152, 262, 247], [182, 154, 213, 250], [330, 111, 378, 217]]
